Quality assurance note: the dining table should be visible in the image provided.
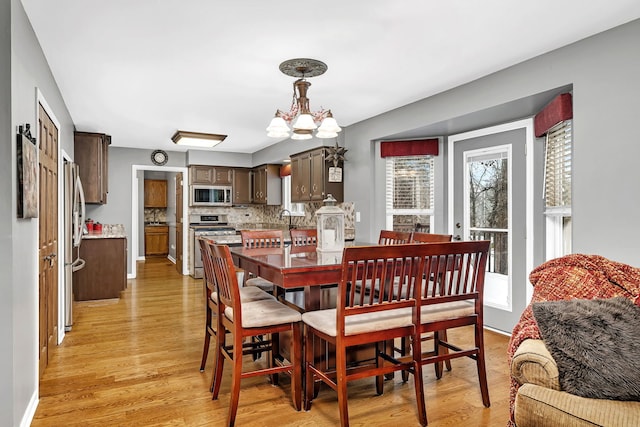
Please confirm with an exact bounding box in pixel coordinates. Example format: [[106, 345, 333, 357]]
[[230, 242, 366, 312]]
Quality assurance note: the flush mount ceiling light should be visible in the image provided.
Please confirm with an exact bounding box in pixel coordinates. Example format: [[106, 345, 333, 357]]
[[266, 58, 342, 140], [171, 130, 227, 148]]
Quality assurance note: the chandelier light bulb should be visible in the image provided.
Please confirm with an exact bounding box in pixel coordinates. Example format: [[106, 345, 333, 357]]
[[266, 116, 290, 134], [315, 130, 338, 139], [291, 131, 312, 140], [292, 113, 317, 130], [317, 115, 342, 133]]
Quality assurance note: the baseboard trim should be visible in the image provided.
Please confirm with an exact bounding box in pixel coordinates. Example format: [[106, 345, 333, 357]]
[[20, 390, 38, 427]]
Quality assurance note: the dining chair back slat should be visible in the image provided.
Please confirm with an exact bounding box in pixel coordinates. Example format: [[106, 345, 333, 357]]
[[378, 230, 412, 245], [410, 232, 453, 243], [240, 229, 284, 248], [290, 228, 317, 247]]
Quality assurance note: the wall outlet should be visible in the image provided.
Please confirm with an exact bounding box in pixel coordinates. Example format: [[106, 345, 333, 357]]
[[355, 212, 361, 222]]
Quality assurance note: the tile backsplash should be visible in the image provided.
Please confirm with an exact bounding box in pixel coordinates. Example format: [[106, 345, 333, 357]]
[[190, 201, 355, 230]]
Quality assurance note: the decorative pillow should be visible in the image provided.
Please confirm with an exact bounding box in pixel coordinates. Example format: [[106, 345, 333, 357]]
[[532, 296, 640, 401]]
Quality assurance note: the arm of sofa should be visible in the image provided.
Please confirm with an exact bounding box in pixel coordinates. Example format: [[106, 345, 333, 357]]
[[511, 339, 561, 391]]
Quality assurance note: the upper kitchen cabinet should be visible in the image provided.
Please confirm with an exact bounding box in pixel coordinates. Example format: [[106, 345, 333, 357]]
[[251, 164, 282, 205], [74, 131, 110, 204], [144, 179, 167, 208], [291, 147, 343, 202], [189, 165, 232, 185], [232, 168, 252, 205], [189, 165, 214, 185]]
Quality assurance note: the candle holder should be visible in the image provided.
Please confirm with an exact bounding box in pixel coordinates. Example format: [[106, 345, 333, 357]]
[[316, 194, 345, 255]]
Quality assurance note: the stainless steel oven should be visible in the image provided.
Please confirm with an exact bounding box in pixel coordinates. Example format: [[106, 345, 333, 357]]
[[189, 214, 241, 278]]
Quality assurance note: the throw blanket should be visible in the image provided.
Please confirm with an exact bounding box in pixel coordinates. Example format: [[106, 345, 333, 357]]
[[506, 254, 640, 426]]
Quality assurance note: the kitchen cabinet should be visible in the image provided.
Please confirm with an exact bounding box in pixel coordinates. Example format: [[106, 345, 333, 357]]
[[213, 167, 232, 185], [189, 165, 214, 185], [189, 165, 232, 185], [144, 179, 167, 208], [251, 164, 281, 205], [74, 237, 126, 300], [74, 131, 110, 204], [232, 168, 252, 205], [291, 147, 343, 202], [145, 225, 169, 256]]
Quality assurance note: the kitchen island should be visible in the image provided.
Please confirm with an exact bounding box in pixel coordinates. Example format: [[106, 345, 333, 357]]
[[74, 229, 127, 300]]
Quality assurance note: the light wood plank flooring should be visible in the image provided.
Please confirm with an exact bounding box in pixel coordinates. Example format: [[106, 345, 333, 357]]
[[33, 258, 511, 426]]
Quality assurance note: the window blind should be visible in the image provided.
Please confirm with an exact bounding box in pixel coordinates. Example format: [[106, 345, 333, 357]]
[[543, 120, 572, 208], [385, 156, 434, 212]]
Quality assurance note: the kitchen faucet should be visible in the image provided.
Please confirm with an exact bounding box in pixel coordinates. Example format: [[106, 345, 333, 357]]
[[279, 209, 294, 230]]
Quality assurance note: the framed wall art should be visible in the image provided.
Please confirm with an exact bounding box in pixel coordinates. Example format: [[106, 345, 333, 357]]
[[17, 124, 38, 218]]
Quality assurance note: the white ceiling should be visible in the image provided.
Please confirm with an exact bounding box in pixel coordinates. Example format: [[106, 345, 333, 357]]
[[21, 0, 640, 154]]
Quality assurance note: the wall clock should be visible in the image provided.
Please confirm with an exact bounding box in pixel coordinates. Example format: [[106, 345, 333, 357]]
[[151, 150, 168, 166]]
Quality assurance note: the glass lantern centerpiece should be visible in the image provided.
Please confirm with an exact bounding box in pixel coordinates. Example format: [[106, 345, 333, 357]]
[[316, 194, 345, 257]]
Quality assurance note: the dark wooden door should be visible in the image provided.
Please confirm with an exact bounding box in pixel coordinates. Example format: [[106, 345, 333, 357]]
[[232, 168, 251, 204], [38, 103, 59, 378], [175, 173, 183, 274], [309, 149, 325, 201]]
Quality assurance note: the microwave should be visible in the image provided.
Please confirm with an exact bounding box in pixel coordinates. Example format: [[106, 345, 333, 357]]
[[190, 185, 232, 206]]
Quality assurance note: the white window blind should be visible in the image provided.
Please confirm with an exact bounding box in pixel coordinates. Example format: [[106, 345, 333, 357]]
[[385, 156, 434, 231], [543, 120, 572, 209]]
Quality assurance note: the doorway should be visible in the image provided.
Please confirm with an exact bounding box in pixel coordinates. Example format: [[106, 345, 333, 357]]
[[130, 165, 189, 279], [448, 119, 534, 333]]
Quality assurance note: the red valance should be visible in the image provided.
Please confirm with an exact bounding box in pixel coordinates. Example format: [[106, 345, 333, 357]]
[[380, 138, 439, 157], [534, 93, 573, 137], [279, 163, 291, 177]]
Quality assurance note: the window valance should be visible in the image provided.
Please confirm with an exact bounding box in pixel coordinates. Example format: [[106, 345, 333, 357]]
[[380, 139, 439, 157]]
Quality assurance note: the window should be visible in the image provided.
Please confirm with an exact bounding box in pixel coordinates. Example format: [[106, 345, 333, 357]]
[[385, 155, 434, 232], [543, 119, 572, 259], [281, 175, 305, 216]]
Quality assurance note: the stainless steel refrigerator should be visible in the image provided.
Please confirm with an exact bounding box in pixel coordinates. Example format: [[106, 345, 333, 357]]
[[63, 161, 86, 331]]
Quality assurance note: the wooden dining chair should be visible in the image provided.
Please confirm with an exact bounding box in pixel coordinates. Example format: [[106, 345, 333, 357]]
[[198, 238, 274, 391], [302, 244, 428, 427], [239, 229, 284, 291], [208, 242, 303, 426], [399, 231, 454, 380], [410, 232, 453, 243], [290, 228, 317, 247], [378, 229, 412, 245], [409, 240, 491, 424]]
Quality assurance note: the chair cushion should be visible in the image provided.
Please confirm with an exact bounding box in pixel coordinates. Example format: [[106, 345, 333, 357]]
[[302, 307, 412, 337], [224, 299, 301, 328], [246, 277, 275, 292], [420, 300, 474, 323], [211, 286, 275, 304]]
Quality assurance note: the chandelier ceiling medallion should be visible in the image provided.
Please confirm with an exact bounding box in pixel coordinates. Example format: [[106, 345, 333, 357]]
[[266, 58, 342, 140]]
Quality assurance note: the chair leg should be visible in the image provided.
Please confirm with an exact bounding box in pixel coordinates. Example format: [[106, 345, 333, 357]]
[[411, 335, 427, 427], [212, 319, 226, 399], [475, 325, 490, 407], [291, 322, 302, 411], [200, 330, 211, 372], [401, 336, 409, 382], [304, 326, 315, 411], [226, 333, 244, 427], [336, 346, 350, 427], [270, 332, 279, 386], [375, 341, 384, 395]]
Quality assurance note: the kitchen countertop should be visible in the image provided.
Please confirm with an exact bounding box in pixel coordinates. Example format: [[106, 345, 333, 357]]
[[83, 230, 127, 239]]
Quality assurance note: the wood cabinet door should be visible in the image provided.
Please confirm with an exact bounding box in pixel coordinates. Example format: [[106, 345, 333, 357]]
[[145, 226, 169, 256], [74, 132, 107, 204], [144, 179, 167, 207], [232, 168, 251, 204], [309, 149, 325, 201], [190, 165, 215, 184], [290, 156, 304, 202], [252, 167, 266, 204], [213, 167, 232, 185]]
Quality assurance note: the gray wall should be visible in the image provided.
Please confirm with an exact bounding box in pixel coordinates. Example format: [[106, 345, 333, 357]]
[[6, 0, 75, 425], [342, 20, 640, 267]]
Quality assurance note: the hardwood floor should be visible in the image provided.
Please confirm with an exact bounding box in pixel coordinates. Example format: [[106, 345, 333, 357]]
[[33, 258, 511, 426]]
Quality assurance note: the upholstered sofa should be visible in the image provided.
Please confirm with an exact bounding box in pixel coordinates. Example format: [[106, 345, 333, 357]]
[[511, 338, 640, 426], [508, 254, 640, 427]]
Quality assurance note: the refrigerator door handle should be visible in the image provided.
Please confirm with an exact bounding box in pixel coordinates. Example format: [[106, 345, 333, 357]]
[[73, 174, 86, 248]]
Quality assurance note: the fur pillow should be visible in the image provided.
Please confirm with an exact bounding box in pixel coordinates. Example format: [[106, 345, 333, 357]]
[[532, 297, 640, 401]]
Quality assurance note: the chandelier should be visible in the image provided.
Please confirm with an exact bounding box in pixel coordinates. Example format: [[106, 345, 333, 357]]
[[266, 58, 342, 140]]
